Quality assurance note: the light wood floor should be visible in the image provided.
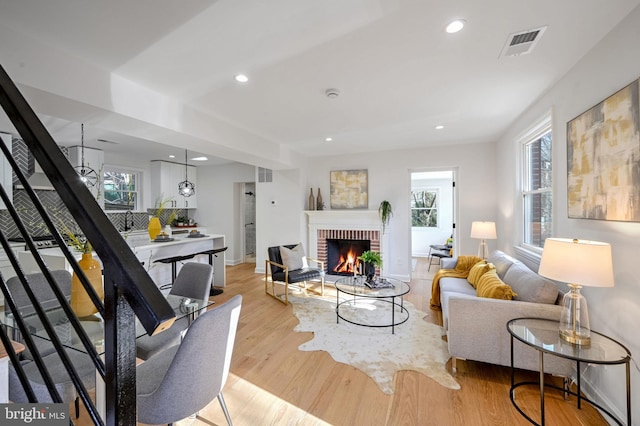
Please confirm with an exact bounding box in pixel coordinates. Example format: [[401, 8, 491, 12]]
[[81, 259, 608, 425]]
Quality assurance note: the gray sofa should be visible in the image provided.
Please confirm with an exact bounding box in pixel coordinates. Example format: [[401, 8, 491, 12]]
[[440, 250, 573, 376]]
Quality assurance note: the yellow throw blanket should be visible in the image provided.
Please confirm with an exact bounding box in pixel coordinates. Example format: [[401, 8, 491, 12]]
[[430, 255, 483, 310]]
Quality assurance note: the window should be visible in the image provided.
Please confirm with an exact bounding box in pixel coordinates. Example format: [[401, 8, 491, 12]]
[[411, 189, 438, 227], [522, 119, 552, 249], [103, 168, 139, 211]]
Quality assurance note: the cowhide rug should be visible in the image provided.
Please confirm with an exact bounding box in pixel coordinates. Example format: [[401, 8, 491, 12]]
[[289, 294, 460, 394]]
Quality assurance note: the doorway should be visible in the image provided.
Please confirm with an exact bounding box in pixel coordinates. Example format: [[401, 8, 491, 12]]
[[243, 182, 256, 263], [410, 170, 456, 274]]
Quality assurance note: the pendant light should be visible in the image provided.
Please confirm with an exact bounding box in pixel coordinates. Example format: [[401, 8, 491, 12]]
[[75, 123, 98, 187], [178, 149, 195, 197]]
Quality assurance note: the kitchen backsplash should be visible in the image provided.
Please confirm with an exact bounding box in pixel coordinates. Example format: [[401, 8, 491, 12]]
[[0, 137, 186, 239]]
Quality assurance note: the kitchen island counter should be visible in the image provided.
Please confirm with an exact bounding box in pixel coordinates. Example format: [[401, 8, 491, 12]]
[[17, 233, 227, 289]]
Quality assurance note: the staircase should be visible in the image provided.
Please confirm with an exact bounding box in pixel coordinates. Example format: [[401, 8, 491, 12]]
[[0, 64, 175, 425]]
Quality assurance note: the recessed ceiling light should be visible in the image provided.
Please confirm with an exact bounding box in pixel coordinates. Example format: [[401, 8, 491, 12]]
[[234, 74, 249, 83], [190, 156, 208, 161], [445, 19, 466, 34], [435, 125, 444, 130], [169, 155, 175, 158], [325, 137, 333, 142]]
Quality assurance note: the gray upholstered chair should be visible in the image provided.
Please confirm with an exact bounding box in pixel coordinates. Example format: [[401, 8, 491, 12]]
[[136, 262, 213, 360], [6, 270, 94, 417], [137, 294, 243, 425], [8, 349, 96, 417]]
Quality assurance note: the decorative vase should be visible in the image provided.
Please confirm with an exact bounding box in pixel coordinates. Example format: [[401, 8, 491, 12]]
[[316, 188, 323, 210], [308, 188, 315, 210], [163, 224, 172, 238], [364, 262, 376, 277], [71, 252, 103, 317], [148, 216, 162, 240]]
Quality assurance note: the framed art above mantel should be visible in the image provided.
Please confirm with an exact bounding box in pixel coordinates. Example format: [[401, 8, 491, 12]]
[[330, 169, 368, 209], [567, 77, 640, 222]]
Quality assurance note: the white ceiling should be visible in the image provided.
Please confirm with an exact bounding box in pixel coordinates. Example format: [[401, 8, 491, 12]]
[[1, 0, 639, 167]]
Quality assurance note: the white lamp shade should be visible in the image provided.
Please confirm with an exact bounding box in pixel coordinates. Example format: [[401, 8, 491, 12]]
[[470, 221, 497, 239], [538, 238, 614, 288]]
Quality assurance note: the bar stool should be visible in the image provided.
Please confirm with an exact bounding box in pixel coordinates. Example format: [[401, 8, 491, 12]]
[[195, 246, 228, 296], [153, 254, 196, 289]]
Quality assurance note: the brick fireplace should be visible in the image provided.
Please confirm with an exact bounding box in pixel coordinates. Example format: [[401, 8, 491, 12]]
[[306, 210, 384, 276]]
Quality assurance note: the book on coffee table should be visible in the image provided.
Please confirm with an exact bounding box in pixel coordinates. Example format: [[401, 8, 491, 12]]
[[364, 277, 395, 289]]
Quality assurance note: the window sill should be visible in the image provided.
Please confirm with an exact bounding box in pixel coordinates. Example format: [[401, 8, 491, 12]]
[[513, 245, 542, 272]]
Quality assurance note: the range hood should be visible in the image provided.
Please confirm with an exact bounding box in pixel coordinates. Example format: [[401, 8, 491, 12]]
[[15, 160, 55, 191]]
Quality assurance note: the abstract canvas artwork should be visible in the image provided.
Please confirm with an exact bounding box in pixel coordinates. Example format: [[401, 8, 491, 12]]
[[567, 78, 640, 221], [330, 169, 368, 209]]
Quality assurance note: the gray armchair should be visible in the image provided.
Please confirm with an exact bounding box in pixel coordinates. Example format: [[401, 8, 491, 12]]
[[265, 244, 325, 304], [136, 262, 213, 360], [137, 294, 243, 425]]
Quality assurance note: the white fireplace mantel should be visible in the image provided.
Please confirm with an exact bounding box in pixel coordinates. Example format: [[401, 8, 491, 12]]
[[306, 210, 382, 230], [305, 210, 386, 271]]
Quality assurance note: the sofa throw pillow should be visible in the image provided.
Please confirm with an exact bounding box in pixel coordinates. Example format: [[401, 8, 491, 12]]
[[476, 270, 518, 300], [503, 262, 559, 304], [466, 261, 495, 288], [280, 244, 305, 270]]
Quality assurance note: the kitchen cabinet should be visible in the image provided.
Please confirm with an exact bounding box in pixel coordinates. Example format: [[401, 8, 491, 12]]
[[150, 160, 198, 209], [0, 133, 12, 210], [68, 145, 104, 207]]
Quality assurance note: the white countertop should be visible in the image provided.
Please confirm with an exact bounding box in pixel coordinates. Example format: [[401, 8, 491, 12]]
[[22, 233, 225, 257], [126, 233, 224, 250]]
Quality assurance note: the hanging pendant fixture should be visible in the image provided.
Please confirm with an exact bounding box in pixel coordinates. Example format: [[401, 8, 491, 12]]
[[75, 123, 98, 187], [178, 149, 195, 197]]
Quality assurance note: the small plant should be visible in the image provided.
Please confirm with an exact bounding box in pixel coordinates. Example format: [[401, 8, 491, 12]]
[[152, 195, 172, 217], [61, 223, 91, 253], [173, 215, 189, 225], [379, 200, 393, 233], [358, 250, 382, 268]]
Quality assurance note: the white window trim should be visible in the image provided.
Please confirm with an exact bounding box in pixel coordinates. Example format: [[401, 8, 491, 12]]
[[411, 187, 439, 228], [518, 110, 553, 254], [103, 165, 143, 212]]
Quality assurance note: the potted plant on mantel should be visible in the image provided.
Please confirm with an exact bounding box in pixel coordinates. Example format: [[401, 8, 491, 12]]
[[358, 250, 382, 279]]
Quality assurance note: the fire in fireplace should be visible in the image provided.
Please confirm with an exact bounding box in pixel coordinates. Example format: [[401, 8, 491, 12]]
[[327, 238, 371, 275]]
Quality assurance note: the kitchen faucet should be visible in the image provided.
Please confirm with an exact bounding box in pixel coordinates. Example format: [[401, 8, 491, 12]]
[[123, 210, 134, 232]]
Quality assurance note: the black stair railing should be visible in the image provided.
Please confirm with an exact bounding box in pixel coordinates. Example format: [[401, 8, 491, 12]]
[[0, 65, 176, 425]]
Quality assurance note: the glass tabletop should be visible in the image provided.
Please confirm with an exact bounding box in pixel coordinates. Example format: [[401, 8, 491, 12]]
[[2, 294, 213, 355], [334, 276, 410, 298], [507, 317, 631, 364]]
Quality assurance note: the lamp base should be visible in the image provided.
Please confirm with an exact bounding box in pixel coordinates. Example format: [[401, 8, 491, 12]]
[[559, 328, 591, 346], [477, 240, 488, 260], [558, 283, 591, 346]]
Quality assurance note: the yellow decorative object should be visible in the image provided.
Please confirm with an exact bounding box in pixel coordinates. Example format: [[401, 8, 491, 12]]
[[148, 216, 162, 240], [466, 261, 494, 288], [71, 252, 103, 317], [476, 270, 517, 300]]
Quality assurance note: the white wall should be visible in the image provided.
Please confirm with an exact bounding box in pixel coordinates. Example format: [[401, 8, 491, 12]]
[[299, 142, 497, 279], [496, 5, 640, 421], [195, 162, 256, 265], [255, 168, 305, 273]]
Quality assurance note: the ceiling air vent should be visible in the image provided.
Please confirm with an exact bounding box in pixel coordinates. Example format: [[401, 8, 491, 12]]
[[499, 26, 547, 58]]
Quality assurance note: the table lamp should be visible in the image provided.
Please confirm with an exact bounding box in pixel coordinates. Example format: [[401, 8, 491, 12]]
[[538, 238, 614, 346], [470, 221, 497, 260]]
